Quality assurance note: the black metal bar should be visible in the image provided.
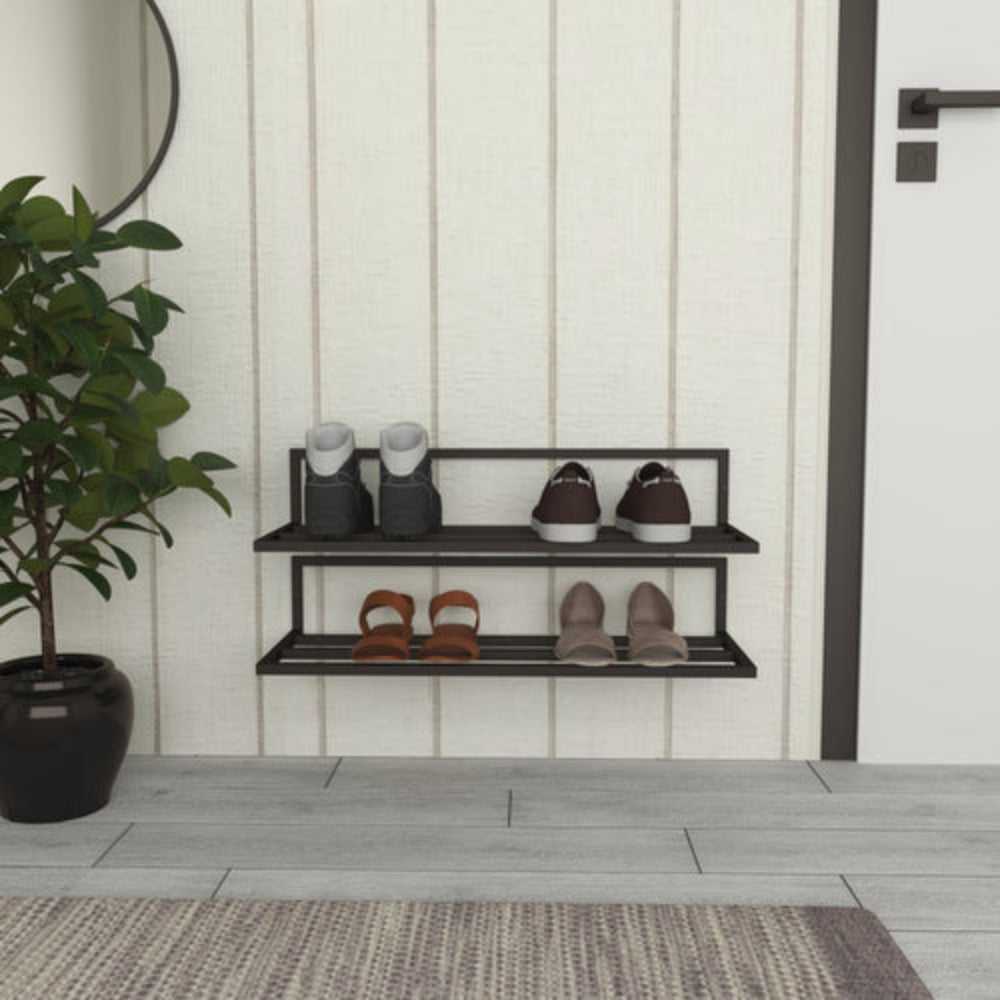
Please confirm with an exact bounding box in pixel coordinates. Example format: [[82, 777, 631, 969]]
[[721, 630, 755, 672], [291, 557, 305, 632], [290, 449, 303, 526], [291, 446, 729, 462], [254, 523, 759, 555], [915, 89, 1000, 112], [260, 629, 298, 667], [715, 559, 728, 634], [291, 554, 734, 571], [716, 450, 730, 525]]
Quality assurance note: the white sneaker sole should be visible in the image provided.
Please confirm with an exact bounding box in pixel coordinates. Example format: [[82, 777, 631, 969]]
[[615, 517, 692, 544], [531, 518, 600, 544]]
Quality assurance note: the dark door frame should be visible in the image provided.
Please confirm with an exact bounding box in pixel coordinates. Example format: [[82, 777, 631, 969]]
[[820, 0, 879, 759]]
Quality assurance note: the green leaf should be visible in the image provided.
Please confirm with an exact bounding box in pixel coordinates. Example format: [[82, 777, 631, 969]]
[[53, 321, 102, 367], [0, 373, 69, 404], [108, 543, 137, 580], [70, 268, 108, 316], [68, 235, 99, 269], [116, 220, 182, 251], [72, 187, 94, 243], [109, 519, 159, 537], [106, 416, 157, 448], [77, 427, 115, 469], [47, 479, 83, 508], [15, 196, 63, 229], [28, 251, 57, 283], [65, 489, 104, 530], [0, 300, 13, 327], [18, 557, 53, 576], [61, 434, 102, 470], [0, 221, 33, 246], [130, 284, 169, 337], [67, 563, 112, 601], [0, 440, 23, 477], [0, 176, 44, 213], [29, 214, 75, 248], [136, 506, 173, 547], [134, 387, 189, 427], [0, 246, 20, 288], [0, 581, 33, 607], [81, 371, 136, 403], [12, 419, 62, 449], [100, 475, 140, 517], [191, 451, 237, 472], [114, 349, 166, 394], [202, 485, 232, 517], [167, 457, 212, 490], [0, 605, 31, 627], [0, 483, 19, 525]]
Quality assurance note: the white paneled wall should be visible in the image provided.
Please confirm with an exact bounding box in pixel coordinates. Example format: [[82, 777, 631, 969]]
[[4, 0, 837, 759]]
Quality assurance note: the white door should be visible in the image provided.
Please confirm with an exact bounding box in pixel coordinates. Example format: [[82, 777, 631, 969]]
[[860, 0, 1000, 763]]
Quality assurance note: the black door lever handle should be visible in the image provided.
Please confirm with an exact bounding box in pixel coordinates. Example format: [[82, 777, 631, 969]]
[[899, 87, 1000, 127]]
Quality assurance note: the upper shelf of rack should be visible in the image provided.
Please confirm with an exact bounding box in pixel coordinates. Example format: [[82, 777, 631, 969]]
[[252, 447, 759, 556]]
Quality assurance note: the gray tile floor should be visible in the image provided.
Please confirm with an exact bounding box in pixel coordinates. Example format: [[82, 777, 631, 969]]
[[2, 756, 999, 1000]]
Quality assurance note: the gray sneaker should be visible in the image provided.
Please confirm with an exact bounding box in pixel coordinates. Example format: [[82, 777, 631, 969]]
[[379, 422, 442, 541], [304, 422, 374, 539]]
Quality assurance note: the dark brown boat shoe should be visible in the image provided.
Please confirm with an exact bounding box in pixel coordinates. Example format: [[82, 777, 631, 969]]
[[615, 462, 692, 544], [626, 581, 689, 667], [531, 462, 601, 544]]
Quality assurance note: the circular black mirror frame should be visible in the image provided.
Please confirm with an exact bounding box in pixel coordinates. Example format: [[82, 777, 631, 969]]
[[94, 0, 179, 229]]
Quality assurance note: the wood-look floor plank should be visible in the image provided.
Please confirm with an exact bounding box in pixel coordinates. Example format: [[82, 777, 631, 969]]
[[119, 755, 338, 790], [0, 824, 130, 867], [218, 870, 855, 906], [99, 824, 697, 873], [691, 829, 1000, 876], [891, 932, 1000, 1000], [0, 867, 223, 899], [812, 762, 1000, 795], [513, 789, 1000, 830], [333, 757, 821, 793], [99, 785, 507, 826], [846, 875, 1000, 931]]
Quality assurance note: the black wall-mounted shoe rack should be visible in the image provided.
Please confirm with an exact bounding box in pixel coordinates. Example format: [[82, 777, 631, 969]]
[[254, 447, 760, 679]]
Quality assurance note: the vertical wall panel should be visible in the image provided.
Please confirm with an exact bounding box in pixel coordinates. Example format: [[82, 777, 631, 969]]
[[786, 0, 837, 758], [314, 0, 435, 755], [146, 0, 258, 754], [554, 0, 673, 757], [253, 2, 323, 754], [435, 0, 551, 756], [671, 0, 799, 758]]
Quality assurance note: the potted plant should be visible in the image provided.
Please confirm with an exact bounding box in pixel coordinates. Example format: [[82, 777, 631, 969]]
[[0, 176, 234, 822]]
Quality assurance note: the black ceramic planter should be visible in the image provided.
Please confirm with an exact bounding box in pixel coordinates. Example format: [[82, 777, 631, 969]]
[[0, 654, 133, 823]]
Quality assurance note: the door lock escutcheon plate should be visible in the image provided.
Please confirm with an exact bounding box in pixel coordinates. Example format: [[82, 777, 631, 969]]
[[896, 142, 937, 182]]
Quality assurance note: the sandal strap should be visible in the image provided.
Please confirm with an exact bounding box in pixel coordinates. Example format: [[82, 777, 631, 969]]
[[359, 590, 415, 637], [428, 590, 480, 633]]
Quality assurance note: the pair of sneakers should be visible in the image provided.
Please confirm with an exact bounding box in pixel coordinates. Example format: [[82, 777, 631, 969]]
[[530, 461, 692, 544], [305, 421, 442, 540]]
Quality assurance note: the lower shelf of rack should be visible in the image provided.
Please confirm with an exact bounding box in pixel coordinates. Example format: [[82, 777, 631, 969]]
[[258, 631, 757, 678]]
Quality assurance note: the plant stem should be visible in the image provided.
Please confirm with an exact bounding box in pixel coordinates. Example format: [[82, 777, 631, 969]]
[[37, 567, 57, 676]]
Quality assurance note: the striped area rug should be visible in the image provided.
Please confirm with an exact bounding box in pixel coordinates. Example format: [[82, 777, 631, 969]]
[[0, 898, 930, 999]]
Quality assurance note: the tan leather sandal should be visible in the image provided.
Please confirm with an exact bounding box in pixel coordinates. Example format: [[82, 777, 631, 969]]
[[351, 590, 415, 661], [418, 590, 480, 662]]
